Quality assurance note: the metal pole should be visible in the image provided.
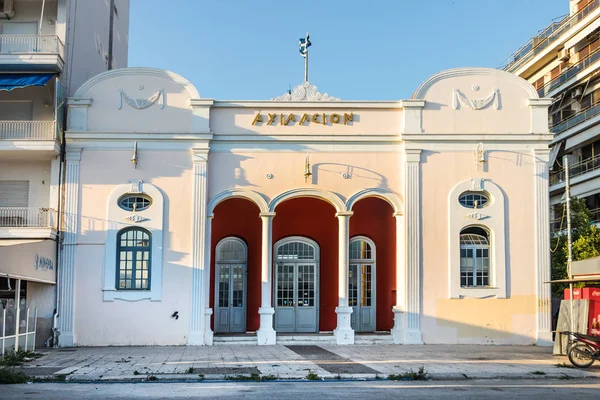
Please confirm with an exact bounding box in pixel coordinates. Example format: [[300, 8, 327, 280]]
[[14, 279, 20, 352], [304, 46, 309, 83], [564, 156, 574, 334], [38, 0, 46, 36]]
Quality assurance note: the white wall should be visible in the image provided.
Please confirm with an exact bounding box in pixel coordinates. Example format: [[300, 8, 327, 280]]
[[0, 160, 52, 209], [0, 0, 58, 35]]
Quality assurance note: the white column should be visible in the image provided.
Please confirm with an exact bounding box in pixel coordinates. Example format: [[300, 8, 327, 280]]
[[57, 148, 81, 347], [534, 148, 552, 346], [391, 212, 405, 344], [188, 148, 210, 345], [257, 212, 276, 345], [404, 149, 423, 344], [334, 211, 354, 345]]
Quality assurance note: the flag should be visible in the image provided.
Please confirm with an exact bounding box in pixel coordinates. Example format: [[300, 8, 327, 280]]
[[299, 33, 311, 57]]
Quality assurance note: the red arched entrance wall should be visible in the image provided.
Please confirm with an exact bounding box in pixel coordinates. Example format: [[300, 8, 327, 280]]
[[210, 198, 261, 331], [350, 197, 396, 331], [272, 197, 338, 331]]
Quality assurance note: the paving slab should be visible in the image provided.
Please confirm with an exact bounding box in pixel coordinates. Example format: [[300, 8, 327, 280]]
[[4, 344, 600, 382]]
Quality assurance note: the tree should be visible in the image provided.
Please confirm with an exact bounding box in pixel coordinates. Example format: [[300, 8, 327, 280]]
[[550, 198, 600, 297]]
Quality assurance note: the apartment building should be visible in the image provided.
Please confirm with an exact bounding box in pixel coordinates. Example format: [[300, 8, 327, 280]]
[[0, 0, 129, 352], [502, 0, 600, 229]]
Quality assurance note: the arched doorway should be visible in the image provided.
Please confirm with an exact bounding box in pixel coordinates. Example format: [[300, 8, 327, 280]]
[[273, 237, 319, 333], [349, 236, 376, 332], [214, 237, 247, 333]]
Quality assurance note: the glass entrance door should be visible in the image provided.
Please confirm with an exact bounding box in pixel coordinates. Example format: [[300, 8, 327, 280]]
[[349, 238, 376, 332], [215, 264, 246, 333], [274, 262, 317, 332]]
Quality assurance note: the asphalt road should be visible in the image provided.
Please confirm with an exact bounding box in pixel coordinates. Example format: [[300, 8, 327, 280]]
[[1, 379, 600, 399]]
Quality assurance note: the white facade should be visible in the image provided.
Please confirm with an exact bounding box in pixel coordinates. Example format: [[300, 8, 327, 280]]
[[59, 66, 553, 347], [0, 0, 129, 351]]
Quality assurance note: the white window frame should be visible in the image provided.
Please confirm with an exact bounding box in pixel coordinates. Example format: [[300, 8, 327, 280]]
[[103, 181, 164, 302], [448, 178, 507, 299], [459, 229, 490, 287]]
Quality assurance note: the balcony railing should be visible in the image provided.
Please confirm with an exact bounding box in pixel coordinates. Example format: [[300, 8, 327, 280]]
[[550, 153, 600, 185], [0, 35, 64, 57], [0, 121, 56, 140], [538, 46, 600, 97], [551, 207, 600, 231], [550, 100, 600, 134], [0, 208, 57, 228], [501, 0, 600, 72]]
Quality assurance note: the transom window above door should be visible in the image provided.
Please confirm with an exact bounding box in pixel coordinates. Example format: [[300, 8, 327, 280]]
[[277, 241, 315, 260], [350, 238, 374, 261]]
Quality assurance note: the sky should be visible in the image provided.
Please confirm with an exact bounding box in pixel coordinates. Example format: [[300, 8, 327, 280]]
[[129, 0, 567, 100]]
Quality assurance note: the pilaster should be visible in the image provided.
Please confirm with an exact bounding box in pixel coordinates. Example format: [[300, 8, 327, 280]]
[[334, 211, 354, 345], [189, 148, 210, 345], [57, 148, 81, 347], [257, 212, 276, 345], [534, 148, 553, 346], [404, 149, 423, 344]]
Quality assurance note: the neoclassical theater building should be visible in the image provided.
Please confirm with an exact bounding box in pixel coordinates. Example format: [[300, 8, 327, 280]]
[[56, 67, 553, 346]]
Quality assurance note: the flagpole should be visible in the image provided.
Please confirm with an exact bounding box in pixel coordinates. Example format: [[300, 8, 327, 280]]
[[304, 32, 309, 83]]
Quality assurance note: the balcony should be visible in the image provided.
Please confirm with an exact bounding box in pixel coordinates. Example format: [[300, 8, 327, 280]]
[[501, 0, 600, 73], [551, 207, 600, 232], [550, 100, 600, 136], [538, 46, 600, 97], [0, 35, 65, 72], [0, 207, 57, 239], [550, 153, 600, 186], [0, 120, 60, 153]]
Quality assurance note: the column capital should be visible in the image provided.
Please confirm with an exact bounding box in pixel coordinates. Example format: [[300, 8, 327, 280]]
[[335, 211, 353, 218], [405, 149, 422, 164], [192, 147, 209, 164], [260, 212, 276, 218], [393, 211, 403, 218], [533, 148, 551, 163], [66, 148, 82, 161]]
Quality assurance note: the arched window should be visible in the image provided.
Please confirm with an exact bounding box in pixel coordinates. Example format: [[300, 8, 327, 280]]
[[460, 226, 490, 287], [116, 227, 151, 290]]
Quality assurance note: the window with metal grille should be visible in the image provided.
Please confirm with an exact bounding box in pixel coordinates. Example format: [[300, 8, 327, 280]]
[[460, 227, 490, 287], [117, 194, 152, 212], [116, 227, 151, 290], [458, 191, 490, 209]]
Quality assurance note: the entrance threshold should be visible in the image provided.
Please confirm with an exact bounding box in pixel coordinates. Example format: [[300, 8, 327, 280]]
[[212, 331, 394, 345]]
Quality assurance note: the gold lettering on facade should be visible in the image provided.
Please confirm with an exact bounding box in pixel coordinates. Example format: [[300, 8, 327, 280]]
[[252, 113, 263, 125], [299, 113, 309, 125], [252, 112, 357, 126], [284, 114, 296, 125], [344, 112, 354, 125]]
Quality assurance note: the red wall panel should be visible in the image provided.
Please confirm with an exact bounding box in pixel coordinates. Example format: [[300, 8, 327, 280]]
[[272, 198, 338, 331], [210, 198, 262, 331], [350, 197, 395, 331]]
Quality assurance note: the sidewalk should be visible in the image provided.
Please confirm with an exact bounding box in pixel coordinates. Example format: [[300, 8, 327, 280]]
[[8, 344, 600, 382]]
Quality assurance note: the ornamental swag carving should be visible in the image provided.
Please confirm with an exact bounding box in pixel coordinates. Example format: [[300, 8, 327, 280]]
[[452, 88, 500, 110], [118, 88, 164, 110]]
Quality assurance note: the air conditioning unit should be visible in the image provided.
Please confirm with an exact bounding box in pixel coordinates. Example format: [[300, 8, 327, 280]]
[[0, 0, 15, 19], [558, 48, 571, 61], [571, 87, 583, 99]]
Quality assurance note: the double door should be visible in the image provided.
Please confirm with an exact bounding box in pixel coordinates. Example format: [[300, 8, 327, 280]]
[[214, 263, 246, 333], [274, 263, 318, 332], [349, 263, 375, 332]]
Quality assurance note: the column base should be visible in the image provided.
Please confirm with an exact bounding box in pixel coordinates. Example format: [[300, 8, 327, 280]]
[[58, 332, 74, 347], [187, 332, 204, 346], [404, 329, 423, 345], [536, 331, 553, 347], [334, 306, 354, 345], [391, 306, 404, 344], [257, 307, 276, 345], [204, 308, 214, 346]]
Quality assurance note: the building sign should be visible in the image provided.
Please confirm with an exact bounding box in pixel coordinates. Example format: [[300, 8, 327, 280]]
[[252, 112, 355, 126]]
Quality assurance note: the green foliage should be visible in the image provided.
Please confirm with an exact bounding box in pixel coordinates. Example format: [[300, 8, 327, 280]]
[[305, 370, 320, 380], [0, 368, 29, 384], [551, 198, 600, 297], [388, 366, 428, 381], [0, 350, 43, 367]]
